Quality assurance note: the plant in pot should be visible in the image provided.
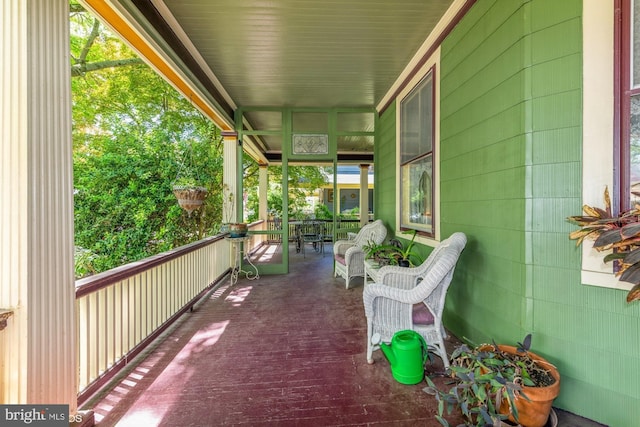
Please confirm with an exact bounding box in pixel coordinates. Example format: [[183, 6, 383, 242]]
[[363, 240, 396, 267], [424, 334, 560, 427], [386, 230, 422, 267], [567, 187, 640, 302], [221, 183, 248, 237], [172, 176, 208, 216]]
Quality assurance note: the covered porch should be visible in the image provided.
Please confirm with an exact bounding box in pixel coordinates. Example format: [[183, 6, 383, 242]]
[[83, 242, 598, 426], [3, 1, 640, 426], [85, 242, 462, 426]]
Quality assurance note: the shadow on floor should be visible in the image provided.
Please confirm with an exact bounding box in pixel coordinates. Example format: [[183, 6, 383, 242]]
[[83, 243, 606, 427]]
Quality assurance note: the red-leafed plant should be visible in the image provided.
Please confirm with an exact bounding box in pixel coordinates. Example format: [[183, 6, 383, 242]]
[[568, 187, 640, 302]]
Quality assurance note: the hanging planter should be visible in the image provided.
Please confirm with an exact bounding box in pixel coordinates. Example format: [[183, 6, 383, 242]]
[[172, 139, 209, 216], [172, 176, 208, 216], [173, 184, 208, 215]]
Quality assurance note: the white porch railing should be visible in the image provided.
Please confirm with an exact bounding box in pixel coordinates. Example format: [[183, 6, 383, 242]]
[[75, 221, 264, 405]]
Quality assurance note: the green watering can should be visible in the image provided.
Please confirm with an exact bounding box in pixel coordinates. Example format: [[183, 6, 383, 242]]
[[379, 330, 429, 385]]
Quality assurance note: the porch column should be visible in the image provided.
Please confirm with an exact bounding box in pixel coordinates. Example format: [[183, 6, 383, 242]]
[[259, 165, 268, 220], [222, 131, 239, 222], [360, 164, 370, 226], [0, 0, 77, 411]]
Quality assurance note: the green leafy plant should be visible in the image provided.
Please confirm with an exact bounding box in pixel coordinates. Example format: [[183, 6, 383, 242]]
[[363, 240, 397, 266], [568, 187, 640, 302], [222, 183, 235, 222], [424, 334, 557, 427], [380, 230, 422, 267], [172, 176, 204, 189]]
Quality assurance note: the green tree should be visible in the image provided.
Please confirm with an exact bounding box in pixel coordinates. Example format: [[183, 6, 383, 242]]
[[243, 164, 329, 221], [71, 2, 225, 277]]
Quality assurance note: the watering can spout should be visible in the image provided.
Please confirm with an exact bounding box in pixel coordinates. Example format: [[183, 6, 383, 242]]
[[380, 342, 396, 366]]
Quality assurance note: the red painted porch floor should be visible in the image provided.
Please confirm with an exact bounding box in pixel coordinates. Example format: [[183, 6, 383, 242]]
[[84, 243, 605, 427]]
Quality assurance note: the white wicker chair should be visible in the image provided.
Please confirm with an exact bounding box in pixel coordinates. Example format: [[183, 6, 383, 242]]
[[333, 219, 387, 289], [363, 232, 467, 366]]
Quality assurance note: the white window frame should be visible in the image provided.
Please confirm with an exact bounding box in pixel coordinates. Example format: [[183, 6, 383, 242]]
[[395, 48, 441, 245], [581, 0, 632, 291]]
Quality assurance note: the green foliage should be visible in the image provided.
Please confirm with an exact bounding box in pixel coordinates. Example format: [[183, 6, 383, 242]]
[[339, 206, 360, 219], [246, 165, 329, 220], [314, 203, 333, 220], [74, 246, 104, 278], [423, 335, 556, 427], [71, 6, 225, 277], [376, 230, 422, 266]]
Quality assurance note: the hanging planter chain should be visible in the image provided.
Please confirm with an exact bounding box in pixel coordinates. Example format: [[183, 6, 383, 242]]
[[172, 140, 208, 215]]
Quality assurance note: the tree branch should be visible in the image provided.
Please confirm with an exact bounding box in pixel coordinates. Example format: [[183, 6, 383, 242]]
[[71, 58, 144, 77], [77, 18, 101, 64]]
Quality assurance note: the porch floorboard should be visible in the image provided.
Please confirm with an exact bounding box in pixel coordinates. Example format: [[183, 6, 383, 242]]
[[86, 243, 603, 427]]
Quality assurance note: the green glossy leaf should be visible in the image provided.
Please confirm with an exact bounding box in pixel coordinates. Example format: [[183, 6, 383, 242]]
[[604, 252, 627, 262]]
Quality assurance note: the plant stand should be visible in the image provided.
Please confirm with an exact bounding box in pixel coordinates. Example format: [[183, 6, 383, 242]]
[[225, 236, 259, 285]]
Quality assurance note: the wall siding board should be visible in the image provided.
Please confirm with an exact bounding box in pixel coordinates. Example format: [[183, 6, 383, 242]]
[[375, 101, 397, 235], [378, 1, 640, 425]]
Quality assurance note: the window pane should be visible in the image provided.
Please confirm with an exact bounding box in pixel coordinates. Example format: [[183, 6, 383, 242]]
[[630, 94, 640, 205], [401, 89, 421, 162], [399, 68, 434, 236], [400, 73, 433, 163], [400, 155, 433, 233]]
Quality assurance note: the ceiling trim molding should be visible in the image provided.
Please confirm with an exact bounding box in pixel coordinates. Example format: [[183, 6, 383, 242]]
[[139, 0, 237, 113]]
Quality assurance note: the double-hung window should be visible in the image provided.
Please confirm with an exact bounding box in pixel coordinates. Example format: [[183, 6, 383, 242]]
[[399, 68, 435, 236]]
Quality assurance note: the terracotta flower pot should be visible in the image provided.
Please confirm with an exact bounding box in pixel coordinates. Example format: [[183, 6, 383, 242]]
[[484, 345, 561, 427]]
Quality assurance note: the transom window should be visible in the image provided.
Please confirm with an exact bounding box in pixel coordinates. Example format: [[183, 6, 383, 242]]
[[399, 68, 435, 236]]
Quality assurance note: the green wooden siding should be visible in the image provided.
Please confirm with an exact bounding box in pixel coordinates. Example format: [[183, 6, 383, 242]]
[[375, 100, 397, 236], [376, 0, 640, 425]]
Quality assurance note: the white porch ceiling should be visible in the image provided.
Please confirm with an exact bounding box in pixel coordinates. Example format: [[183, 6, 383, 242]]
[[109, 0, 459, 160], [157, 0, 454, 109]]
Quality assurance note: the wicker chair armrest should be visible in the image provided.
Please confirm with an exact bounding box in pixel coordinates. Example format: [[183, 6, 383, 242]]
[[376, 266, 423, 290], [334, 239, 356, 256], [344, 246, 365, 263]]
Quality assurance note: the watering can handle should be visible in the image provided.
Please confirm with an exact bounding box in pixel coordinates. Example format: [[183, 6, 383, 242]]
[[416, 333, 429, 364]]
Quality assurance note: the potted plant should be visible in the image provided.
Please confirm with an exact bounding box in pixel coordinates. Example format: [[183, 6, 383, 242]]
[[219, 183, 234, 233], [384, 230, 422, 267], [363, 240, 395, 266], [172, 176, 208, 216], [424, 334, 560, 427], [221, 183, 248, 237], [567, 187, 640, 302]]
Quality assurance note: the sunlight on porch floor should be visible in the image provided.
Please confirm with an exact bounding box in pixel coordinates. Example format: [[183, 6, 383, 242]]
[[83, 243, 605, 427]]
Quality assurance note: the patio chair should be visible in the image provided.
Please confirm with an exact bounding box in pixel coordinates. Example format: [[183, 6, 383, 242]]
[[299, 220, 324, 257], [333, 219, 387, 289], [362, 232, 467, 367]]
